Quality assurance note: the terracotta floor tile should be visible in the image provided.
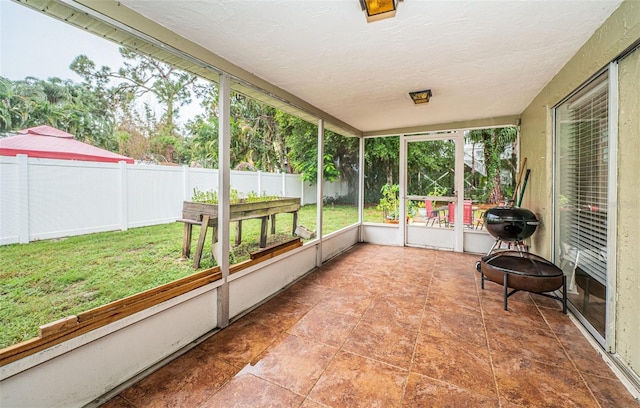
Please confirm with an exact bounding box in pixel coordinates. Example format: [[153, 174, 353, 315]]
[[277, 280, 332, 307], [492, 355, 599, 408], [245, 297, 312, 332], [394, 262, 433, 280], [300, 268, 345, 289], [422, 306, 488, 348], [425, 289, 482, 317], [432, 273, 478, 289], [313, 290, 373, 318], [328, 273, 386, 295], [98, 244, 637, 408], [308, 351, 408, 408], [477, 283, 537, 305], [100, 396, 135, 408], [288, 305, 359, 347], [480, 296, 548, 329], [342, 318, 418, 369], [197, 319, 282, 368], [402, 372, 500, 407], [385, 275, 430, 294], [120, 348, 238, 407], [300, 398, 328, 408], [241, 334, 337, 395], [361, 295, 425, 329], [200, 373, 304, 407], [582, 373, 640, 407], [538, 305, 576, 334], [485, 320, 573, 370], [430, 278, 479, 297], [412, 331, 497, 397], [559, 332, 619, 379], [530, 292, 566, 309]]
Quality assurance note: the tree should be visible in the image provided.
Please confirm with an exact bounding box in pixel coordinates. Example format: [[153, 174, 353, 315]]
[[274, 111, 340, 183], [467, 127, 518, 204], [71, 48, 204, 162], [0, 76, 36, 132], [228, 93, 284, 172], [0, 76, 115, 149]]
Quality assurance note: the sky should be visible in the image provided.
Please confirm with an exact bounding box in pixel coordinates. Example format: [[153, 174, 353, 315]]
[[0, 0, 124, 82], [0, 0, 201, 123]]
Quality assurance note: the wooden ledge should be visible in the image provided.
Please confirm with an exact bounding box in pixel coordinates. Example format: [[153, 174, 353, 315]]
[[0, 268, 222, 367]]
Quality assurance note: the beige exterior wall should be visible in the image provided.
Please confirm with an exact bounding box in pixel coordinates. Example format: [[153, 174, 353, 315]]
[[519, 0, 640, 380], [617, 46, 640, 376]]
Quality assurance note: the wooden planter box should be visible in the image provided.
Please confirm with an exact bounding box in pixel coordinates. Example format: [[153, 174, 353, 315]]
[[179, 197, 301, 268], [182, 197, 301, 223]]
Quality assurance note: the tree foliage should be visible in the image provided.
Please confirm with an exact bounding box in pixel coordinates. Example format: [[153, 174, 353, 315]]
[[467, 127, 518, 203], [0, 75, 115, 149], [71, 48, 206, 162], [2, 47, 518, 202]]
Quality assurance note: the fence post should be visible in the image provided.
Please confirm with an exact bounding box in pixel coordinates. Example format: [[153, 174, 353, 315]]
[[119, 161, 128, 231], [257, 170, 262, 195], [300, 178, 304, 206], [282, 172, 286, 197], [17, 154, 30, 244], [183, 165, 190, 201]]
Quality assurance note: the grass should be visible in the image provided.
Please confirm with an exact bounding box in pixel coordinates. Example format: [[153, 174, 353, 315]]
[[0, 204, 372, 349]]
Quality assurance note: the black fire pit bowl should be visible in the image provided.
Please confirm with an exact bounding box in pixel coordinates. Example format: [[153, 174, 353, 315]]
[[475, 251, 567, 313]]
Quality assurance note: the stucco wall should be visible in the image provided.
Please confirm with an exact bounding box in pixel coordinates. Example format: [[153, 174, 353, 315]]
[[519, 0, 640, 380], [616, 45, 640, 376], [520, 0, 640, 259]]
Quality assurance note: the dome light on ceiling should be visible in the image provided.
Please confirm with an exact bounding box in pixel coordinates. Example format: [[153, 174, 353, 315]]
[[409, 89, 433, 105], [359, 0, 399, 23]]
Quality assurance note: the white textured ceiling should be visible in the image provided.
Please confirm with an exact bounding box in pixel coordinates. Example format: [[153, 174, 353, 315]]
[[119, 0, 622, 134]]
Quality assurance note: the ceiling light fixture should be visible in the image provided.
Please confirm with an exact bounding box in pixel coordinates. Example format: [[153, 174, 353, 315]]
[[409, 89, 433, 104], [360, 0, 398, 23]]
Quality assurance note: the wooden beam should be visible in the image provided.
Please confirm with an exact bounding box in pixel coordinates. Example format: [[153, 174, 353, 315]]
[[193, 215, 210, 268], [250, 237, 302, 260], [260, 216, 268, 248], [0, 268, 222, 367]]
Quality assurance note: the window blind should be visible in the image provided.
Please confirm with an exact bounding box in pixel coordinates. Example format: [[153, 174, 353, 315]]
[[556, 73, 609, 286]]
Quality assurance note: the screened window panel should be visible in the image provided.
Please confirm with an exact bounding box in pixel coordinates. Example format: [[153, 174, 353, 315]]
[[556, 73, 609, 286]]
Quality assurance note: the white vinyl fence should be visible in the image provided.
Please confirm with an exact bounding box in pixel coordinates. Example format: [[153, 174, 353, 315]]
[[0, 155, 350, 245]]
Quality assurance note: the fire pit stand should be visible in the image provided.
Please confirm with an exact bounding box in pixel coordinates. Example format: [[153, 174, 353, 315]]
[[476, 251, 567, 313]]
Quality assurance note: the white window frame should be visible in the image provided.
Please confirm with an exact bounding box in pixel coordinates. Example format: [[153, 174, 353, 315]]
[[552, 62, 618, 351]]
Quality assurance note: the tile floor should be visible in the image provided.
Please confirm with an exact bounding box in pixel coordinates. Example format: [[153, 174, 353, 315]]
[[101, 244, 639, 407]]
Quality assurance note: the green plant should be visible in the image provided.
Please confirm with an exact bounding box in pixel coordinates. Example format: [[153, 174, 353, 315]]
[[428, 185, 448, 197], [377, 183, 400, 221], [192, 187, 278, 204], [192, 187, 218, 203], [407, 199, 425, 217]]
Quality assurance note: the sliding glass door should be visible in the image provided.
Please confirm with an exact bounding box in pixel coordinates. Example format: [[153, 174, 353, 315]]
[[554, 69, 614, 344]]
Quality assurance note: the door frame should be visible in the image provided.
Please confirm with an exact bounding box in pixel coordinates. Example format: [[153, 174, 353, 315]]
[[400, 131, 465, 251]]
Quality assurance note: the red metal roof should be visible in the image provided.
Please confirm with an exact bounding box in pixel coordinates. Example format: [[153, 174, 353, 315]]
[[0, 126, 134, 164]]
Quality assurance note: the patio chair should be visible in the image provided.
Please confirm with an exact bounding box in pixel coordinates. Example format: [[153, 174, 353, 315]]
[[424, 200, 443, 227], [446, 200, 474, 227], [474, 210, 486, 229]]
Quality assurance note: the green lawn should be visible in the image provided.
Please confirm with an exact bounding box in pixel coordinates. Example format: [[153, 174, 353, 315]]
[[0, 204, 374, 348]]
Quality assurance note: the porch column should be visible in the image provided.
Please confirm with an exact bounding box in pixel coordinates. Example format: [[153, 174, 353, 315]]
[[358, 136, 364, 242], [399, 135, 407, 246], [217, 73, 231, 328], [316, 119, 324, 267], [454, 130, 464, 252]]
